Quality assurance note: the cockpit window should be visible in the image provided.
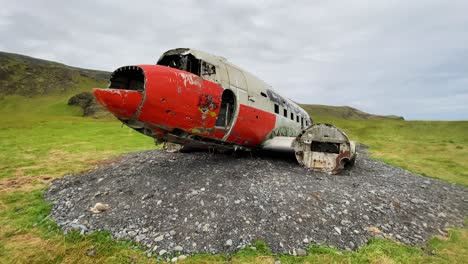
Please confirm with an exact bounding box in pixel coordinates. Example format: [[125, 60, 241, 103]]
[[201, 61, 216, 76], [157, 54, 201, 76]]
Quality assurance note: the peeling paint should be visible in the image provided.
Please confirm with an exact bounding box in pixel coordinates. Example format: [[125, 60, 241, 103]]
[[179, 72, 202, 87]]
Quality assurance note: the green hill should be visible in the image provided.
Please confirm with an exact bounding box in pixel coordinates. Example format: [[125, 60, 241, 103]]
[[0, 51, 109, 97], [301, 104, 404, 121], [0, 51, 406, 121]]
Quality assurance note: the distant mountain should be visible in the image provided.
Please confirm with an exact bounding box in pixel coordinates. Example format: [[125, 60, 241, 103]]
[[0, 51, 110, 97], [300, 104, 404, 120]]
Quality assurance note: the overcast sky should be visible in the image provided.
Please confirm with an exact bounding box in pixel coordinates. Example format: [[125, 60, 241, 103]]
[[1, 0, 467, 120]]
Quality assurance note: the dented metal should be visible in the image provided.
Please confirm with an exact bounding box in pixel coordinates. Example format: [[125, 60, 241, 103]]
[[293, 124, 356, 174]]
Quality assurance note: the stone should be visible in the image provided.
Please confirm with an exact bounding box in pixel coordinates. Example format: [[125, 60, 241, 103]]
[[340, 219, 351, 226], [127, 231, 137, 238], [226, 239, 233, 247], [171, 257, 178, 262], [174, 245, 183, 251], [154, 235, 164, 242], [169, 230, 176, 236], [297, 248, 307, 256], [178, 255, 187, 261], [159, 249, 167, 255], [89, 203, 109, 214], [366, 226, 383, 234], [334, 227, 342, 235], [87, 249, 96, 256], [303, 238, 309, 244], [135, 234, 146, 242]]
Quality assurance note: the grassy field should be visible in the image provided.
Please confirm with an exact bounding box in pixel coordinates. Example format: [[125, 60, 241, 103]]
[[312, 117, 468, 187], [0, 96, 467, 263]]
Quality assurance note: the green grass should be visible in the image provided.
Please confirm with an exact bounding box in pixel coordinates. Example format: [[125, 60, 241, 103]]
[[0, 94, 154, 180], [0, 95, 467, 263], [313, 117, 468, 186], [0, 115, 154, 180]]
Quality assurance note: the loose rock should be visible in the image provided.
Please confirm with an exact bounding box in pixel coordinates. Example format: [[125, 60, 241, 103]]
[[46, 148, 468, 254], [89, 203, 109, 214]]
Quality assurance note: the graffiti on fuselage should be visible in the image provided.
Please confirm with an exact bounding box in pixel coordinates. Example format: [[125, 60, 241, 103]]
[[266, 89, 310, 119]]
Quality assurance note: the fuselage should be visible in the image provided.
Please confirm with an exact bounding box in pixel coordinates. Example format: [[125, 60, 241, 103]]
[[93, 48, 312, 150]]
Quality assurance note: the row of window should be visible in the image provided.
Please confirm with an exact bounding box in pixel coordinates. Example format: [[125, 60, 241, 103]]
[[274, 104, 309, 127]]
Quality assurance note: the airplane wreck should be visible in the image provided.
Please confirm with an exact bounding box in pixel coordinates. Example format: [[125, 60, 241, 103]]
[[93, 48, 355, 174]]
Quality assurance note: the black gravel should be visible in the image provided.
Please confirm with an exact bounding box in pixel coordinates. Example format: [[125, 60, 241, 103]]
[[45, 148, 468, 256]]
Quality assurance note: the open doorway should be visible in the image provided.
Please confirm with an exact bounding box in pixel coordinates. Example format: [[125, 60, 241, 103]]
[[215, 89, 236, 129]]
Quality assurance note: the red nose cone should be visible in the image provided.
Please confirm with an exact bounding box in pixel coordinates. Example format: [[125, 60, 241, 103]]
[[92, 88, 143, 119]]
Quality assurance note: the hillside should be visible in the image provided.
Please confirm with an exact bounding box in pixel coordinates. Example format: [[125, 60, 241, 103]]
[[300, 104, 404, 121], [0, 51, 404, 121], [0, 51, 110, 97]]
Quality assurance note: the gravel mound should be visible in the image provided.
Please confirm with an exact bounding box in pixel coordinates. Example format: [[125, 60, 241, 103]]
[[45, 148, 467, 255]]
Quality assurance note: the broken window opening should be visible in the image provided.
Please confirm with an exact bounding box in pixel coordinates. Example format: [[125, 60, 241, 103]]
[[274, 104, 279, 114], [296, 115, 299, 123], [157, 54, 201, 76], [109, 67, 145, 91], [216, 89, 236, 129], [201, 61, 216, 76], [283, 109, 287, 118], [290, 112, 294, 121], [311, 141, 340, 154], [260, 92, 267, 98], [301, 117, 304, 127]]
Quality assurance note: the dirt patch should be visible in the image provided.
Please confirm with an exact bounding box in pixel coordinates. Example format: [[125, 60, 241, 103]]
[[0, 175, 53, 193], [1, 152, 122, 193], [1, 232, 60, 263], [45, 149, 468, 255]]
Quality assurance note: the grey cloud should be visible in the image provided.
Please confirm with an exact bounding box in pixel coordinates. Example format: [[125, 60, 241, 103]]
[[0, 0, 467, 120]]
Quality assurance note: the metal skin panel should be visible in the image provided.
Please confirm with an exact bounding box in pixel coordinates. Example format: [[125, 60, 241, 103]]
[[93, 89, 143, 119], [226, 104, 276, 147], [93, 64, 277, 148], [136, 65, 224, 139]]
